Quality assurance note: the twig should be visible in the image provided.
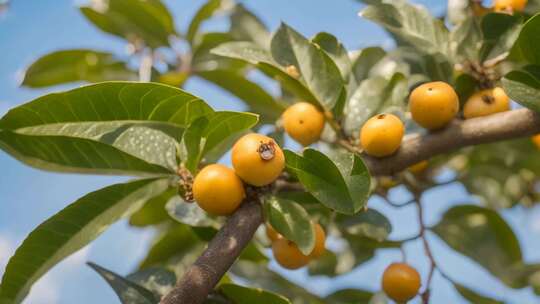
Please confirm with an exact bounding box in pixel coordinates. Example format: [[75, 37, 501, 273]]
[[139, 50, 153, 82]]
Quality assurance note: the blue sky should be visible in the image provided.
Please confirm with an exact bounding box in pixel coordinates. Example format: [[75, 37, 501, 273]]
[[1, 0, 540, 303]]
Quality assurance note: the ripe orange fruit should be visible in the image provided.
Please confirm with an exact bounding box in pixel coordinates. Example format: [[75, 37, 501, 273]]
[[408, 160, 429, 174], [360, 113, 404, 157], [494, 0, 528, 13], [282, 102, 325, 146], [463, 87, 510, 119], [532, 134, 540, 149], [382, 263, 421, 303], [272, 238, 310, 270], [308, 222, 326, 259], [266, 224, 282, 242], [231, 133, 285, 186], [409, 81, 459, 130], [192, 164, 245, 215]]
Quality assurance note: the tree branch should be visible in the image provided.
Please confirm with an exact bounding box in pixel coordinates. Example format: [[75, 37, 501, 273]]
[[364, 108, 540, 175], [161, 108, 540, 304], [160, 200, 263, 304]]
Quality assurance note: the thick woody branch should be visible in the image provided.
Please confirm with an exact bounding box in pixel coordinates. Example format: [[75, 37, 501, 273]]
[[364, 108, 540, 175], [162, 108, 540, 304], [160, 200, 263, 304]]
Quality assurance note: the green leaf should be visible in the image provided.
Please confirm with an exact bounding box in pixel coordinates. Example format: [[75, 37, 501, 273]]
[[360, 0, 450, 58], [231, 261, 325, 304], [196, 70, 286, 123], [0, 82, 211, 130], [220, 284, 291, 304], [337, 208, 392, 242], [126, 267, 177, 298], [433, 205, 528, 288], [502, 65, 540, 112], [191, 32, 247, 72], [450, 18, 482, 62], [455, 73, 479, 107], [480, 13, 522, 62], [80, 0, 176, 48], [211, 42, 319, 104], [0, 131, 171, 175], [453, 283, 504, 304], [271, 23, 345, 109], [325, 289, 374, 304], [0, 178, 169, 304], [284, 148, 371, 215], [312, 32, 352, 81], [343, 73, 408, 136], [264, 196, 315, 255], [88, 262, 158, 304], [513, 13, 540, 64], [239, 242, 269, 263], [181, 111, 258, 173], [21, 49, 136, 88], [129, 187, 177, 226], [186, 0, 225, 45], [307, 250, 339, 276], [351, 47, 386, 83], [229, 4, 270, 47], [165, 195, 221, 228], [139, 224, 204, 270]]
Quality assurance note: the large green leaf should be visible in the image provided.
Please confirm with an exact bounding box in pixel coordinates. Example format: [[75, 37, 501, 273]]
[[0, 178, 169, 304], [180, 111, 258, 173], [351, 47, 386, 84], [139, 224, 203, 270], [191, 32, 247, 72], [186, 0, 225, 45], [126, 267, 177, 298], [284, 148, 371, 215], [165, 195, 221, 228], [264, 196, 315, 255], [0, 131, 172, 175], [360, 0, 450, 58], [337, 208, 392, 242], [271, 23, 345, 110], [433, 205, 530, 288], [129, 187, 177, 226], [453, 283, 504, 304], [229, 4, 270, 47], [312, 32, 352, 81], [80, 0, 176, 48], [211, 41, 319, 104], [21, 49, 136, 88], [196, 70, 286, 123], [231, 261, 325, 304], [450, 18, 482, 62], [502, 65, 540, 112], [220, 284, 291, 304], [324, 289, 374, 304], [88, 262, 158, 304], [0, 82, 211, 131], [480, 13, 522, 62], [343, 73, 408, 136], [513, 13, 540, 64]]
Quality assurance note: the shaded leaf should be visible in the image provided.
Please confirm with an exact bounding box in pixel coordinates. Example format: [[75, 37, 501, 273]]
[[480, 13, 522, 62], [351, 47, 386, 83], [502, 65, 540, 112], [80, 0, 175, 48], [191, 32, 247, 72], [129, 187, 177, 226], [271, 23, 345, 109], [433, 205, 529, 288], [284, 148, 371, 214], [21, 49, 136, 88], [229, 4, 270, 47], [337, 209, 392, 242], [88, 262, 158, 304], [127, 267, 177, 298], [325, 288, 374, 304], [220, 284, 291, 304], [453, 283, 504, 304], [513, 13, 540, 64], [165, 195, 220, 228], [264, 196, 315, 255], [450, 18, 482, 62], [0, 178, 169, 304], [186, 0, 227, 44], [312, 32, 352, 81]]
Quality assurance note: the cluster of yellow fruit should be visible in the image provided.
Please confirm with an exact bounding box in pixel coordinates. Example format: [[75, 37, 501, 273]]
[[473, 0, 528, 15], [193, 133, 285, 215], [266, 222, 327, 270], [361, 81, 510, 158]]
